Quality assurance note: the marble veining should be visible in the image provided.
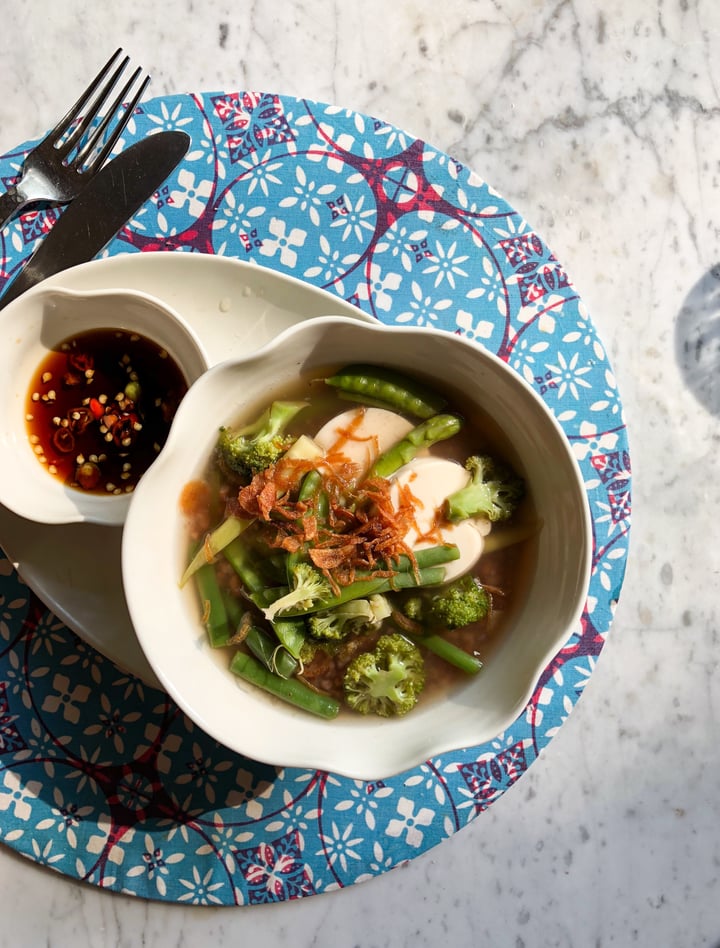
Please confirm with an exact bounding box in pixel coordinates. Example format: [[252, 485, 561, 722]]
[[0, 0, 718, 946]]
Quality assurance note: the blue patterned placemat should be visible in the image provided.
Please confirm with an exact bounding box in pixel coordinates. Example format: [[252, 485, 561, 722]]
[[0, 92, 630, 903]]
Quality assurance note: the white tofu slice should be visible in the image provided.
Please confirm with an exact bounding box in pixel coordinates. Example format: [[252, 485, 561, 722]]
[[390, 456, 489, 581], [314, 407, 414, 477]]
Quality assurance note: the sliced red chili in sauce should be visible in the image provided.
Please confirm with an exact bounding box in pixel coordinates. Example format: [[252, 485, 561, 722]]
[[26, 327, 188, 495]]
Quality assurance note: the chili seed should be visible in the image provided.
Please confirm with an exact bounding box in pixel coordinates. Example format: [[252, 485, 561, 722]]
[[76, 462, 101, 490]]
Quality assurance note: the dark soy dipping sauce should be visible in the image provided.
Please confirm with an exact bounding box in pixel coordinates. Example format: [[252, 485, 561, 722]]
[[26, 328, 188, 495]]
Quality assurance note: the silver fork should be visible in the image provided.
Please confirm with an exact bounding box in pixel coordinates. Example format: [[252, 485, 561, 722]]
[[0, 49, 150, 230]]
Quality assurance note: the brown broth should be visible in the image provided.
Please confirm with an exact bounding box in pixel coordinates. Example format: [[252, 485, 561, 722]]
[[26, 328, 188, 495]]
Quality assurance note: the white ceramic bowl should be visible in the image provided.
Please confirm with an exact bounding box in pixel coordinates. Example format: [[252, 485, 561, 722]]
[[0, 285, 208, 525], [122, 316, 592, 779]]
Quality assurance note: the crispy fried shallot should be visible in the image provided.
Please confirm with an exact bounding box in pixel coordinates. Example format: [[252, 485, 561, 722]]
[[233, 455, 423, 589]]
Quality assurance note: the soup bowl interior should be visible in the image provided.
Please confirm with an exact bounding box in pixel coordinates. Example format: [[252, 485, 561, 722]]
[[122, 316, 592, 780], [0, 285, 208, 526]]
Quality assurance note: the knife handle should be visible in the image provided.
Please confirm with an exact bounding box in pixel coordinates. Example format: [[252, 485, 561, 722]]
[[0, 188, 27, 230]]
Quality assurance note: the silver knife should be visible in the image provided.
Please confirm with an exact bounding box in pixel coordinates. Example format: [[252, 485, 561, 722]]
[[0, 130, 190, 310]]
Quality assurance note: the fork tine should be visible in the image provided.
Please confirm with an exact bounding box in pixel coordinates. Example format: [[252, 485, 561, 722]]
[[44, 48, 125, 148], [60, 54, 132, 157], [75, 68, 151, 169], [91, 73, 152, 168]]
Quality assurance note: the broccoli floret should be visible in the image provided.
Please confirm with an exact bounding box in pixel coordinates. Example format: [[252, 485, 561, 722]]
[[401, 574, 491, 630], [299, 638, 320, 665], [308, 594, 392, 641], [216, 400, 308, 482], [262, 563, 331, 622], [402, 596, 424, 623], [444, 454, 524, 523], [343, 633, 425, 717]]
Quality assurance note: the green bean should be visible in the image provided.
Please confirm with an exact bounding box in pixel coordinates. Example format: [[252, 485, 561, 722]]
[[254, 565, 447, 615], [301, 472, 330, 524], [285, 468, 329, 585], [297, 468, 323, 502], [316, 490, 330, 521], [254, 547, 453, 609], [223, 536, 266, 593], [253, 579, 377, 611], [230, 652, 340, 719], [419, 635, 483, 675], [368, 414, 463, 478], [245, 625, 299, 678], [253, 544, 456, 617], [272, 616, 307, 659], [220, 587, 245, 635], [254, 546, 451, 609], [324, 364, 447, 419], [194, 563, 230, 648], [367, 566, 446, 595], [221, 533, 310, 658], [390, 544, 460, 571]]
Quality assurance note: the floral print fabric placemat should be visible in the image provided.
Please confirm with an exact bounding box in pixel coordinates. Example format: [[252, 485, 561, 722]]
[[0, 92, 631, 903]]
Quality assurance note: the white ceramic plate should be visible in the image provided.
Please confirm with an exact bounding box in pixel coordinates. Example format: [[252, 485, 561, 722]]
[[0, 252, 371, 684]]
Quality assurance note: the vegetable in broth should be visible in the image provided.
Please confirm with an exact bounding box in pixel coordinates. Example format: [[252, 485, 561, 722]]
[[180, 364, 537, 719]]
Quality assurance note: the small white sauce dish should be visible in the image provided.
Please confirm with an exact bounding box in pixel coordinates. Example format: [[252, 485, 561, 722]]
[[0, 285, 208, 526], [122, 316, 592, 780]]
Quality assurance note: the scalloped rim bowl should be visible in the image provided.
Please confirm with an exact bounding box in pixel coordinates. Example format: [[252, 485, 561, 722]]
[[0, 285, 209, 526], [122, 316, 592, 780]]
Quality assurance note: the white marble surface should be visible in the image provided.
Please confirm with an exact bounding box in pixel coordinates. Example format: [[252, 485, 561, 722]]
[[0, 0, 718, 945]]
